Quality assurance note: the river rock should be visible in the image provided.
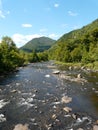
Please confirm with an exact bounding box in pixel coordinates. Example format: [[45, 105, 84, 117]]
[[72, 113, 77, 119], [63, 107, 72, 113], [52, 114, 57, 119], [46, 123, 53, 130], [77, 128, 84, 130], [69, 66, 72, 70], [61, 96, 72, 103], [52, 70, 60, 74], [60, 73, 87, 83], [93, 125, 98, 130], [13, 124, 29, 130], [11, 89, 18, 93], [77, 73, 82, 78], [95, 120, 98, 125]]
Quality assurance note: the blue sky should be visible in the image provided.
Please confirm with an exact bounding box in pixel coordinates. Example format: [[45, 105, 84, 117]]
[[0, 0, 98, 47]]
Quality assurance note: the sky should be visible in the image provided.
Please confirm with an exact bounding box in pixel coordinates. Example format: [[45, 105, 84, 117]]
[[0, 0, 98, 48]]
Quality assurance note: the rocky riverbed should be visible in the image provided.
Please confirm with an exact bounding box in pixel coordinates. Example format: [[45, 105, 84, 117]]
[[0, 62, 98, 130]]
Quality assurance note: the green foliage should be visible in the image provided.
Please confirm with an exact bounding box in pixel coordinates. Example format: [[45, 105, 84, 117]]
[[29, 51, 39, 63], [27, 50, 49, 63], [48, 19, 98, 65], [0, 36, 25, 73], [38, 51, 48, 61], [71, 46, 82, 62]]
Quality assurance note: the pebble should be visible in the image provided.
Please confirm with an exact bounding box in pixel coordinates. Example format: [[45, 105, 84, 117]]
[[77, 74, 82, 78], [52, 114, 57, 119], [63, 107, 72, 113], [11, 89, 18, 93], [72, 114, 77, 119]]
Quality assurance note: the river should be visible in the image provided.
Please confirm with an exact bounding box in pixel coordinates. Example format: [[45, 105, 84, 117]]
[[0, 62, 98, 130]]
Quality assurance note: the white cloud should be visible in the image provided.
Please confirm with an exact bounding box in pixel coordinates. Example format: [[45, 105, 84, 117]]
[[0, 0, 10, 19], [54, 3, 59, 8], [68, 11, 78, 16], [0, 10, 5, 18], [48, 33, 59, 39], [22, 24, 32, 28], [12, 33, 43, 48]]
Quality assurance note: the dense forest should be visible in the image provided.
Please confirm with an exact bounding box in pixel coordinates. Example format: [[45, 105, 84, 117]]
[[48, 19, 98, 65]]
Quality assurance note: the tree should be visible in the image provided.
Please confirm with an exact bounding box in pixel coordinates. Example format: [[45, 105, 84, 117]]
[[29, 51, 39, 62], [38, 51, 48, 61], [71, 45, 82, 62], [0, 36, 25, 73]]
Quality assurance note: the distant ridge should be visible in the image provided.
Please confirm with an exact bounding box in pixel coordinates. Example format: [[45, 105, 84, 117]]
[[20, 36, 56, 52]]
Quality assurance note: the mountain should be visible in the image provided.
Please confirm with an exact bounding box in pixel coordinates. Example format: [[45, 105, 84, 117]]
[[20, 36, 56, 52], [48, 19, 98, 63]]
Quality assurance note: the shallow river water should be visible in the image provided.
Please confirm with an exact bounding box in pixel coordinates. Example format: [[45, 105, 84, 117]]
[[0, 62, 98, 130]]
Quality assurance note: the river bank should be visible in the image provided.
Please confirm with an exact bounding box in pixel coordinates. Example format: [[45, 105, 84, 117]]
[[55, 61, 98, 72]]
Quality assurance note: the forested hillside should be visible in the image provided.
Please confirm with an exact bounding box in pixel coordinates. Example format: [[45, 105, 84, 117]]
[[48, 19, 98, 64], [20, 37, 56, 52]]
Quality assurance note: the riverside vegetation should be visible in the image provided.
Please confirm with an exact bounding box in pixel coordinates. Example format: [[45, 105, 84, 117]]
[[0, 36, 24, 74], [48, 19, 98, 70], [0, 19, 98, 74]]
